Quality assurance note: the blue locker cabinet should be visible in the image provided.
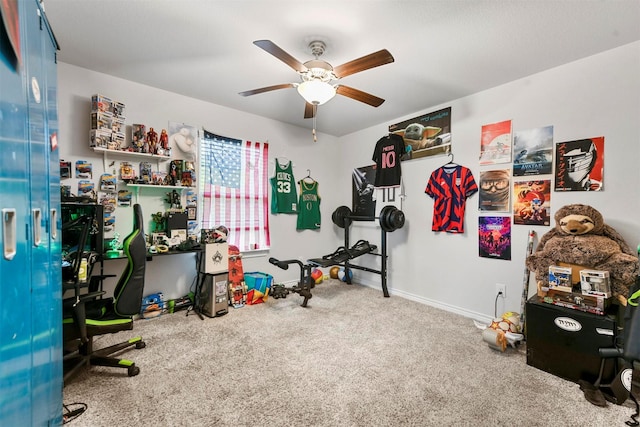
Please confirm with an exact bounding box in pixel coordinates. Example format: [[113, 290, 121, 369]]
[[0, 1, 62, 425]]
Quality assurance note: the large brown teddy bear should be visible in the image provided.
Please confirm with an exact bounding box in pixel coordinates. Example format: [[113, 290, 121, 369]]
[[526, 204, 639, 302]]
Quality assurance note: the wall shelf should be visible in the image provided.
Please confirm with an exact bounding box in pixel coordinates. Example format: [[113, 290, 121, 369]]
[[92, 146, 172, 160], [125, 183, 195, 202], [92, 146, 171, 170], [126, 184, 191, 190]]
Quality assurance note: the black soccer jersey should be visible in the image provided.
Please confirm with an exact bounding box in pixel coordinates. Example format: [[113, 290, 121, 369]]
[[372, 134, 405, 188]]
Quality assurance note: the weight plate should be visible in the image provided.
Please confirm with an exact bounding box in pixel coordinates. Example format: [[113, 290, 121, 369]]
[[379, 205, 394, 232], [379, 206, 405, 232], [331, 205, 352, 228]]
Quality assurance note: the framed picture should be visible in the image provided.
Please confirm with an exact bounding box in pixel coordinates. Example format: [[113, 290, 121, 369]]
[[388, 107, 452, 161], [187, 206, 197, 220], [352, 165, 376, 219]]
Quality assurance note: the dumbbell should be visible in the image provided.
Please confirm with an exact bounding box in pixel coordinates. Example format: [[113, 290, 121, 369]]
[[331, 205, 405, 232]]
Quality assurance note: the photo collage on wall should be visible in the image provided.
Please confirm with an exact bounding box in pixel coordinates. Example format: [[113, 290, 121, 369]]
[[476, 118, 605, 260]]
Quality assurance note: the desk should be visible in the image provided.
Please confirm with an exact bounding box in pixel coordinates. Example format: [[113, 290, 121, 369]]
[[102, 247, 201, 261]]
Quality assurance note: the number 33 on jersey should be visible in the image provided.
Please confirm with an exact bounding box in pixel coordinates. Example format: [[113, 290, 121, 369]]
[[270, 159, 298, 214]]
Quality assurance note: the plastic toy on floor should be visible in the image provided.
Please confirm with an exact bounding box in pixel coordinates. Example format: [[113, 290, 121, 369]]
[[141, 292, 165, 319], [474, 311, 524, 352]]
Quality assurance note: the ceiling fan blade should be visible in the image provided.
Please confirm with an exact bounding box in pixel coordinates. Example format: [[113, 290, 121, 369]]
[[336, 85, 385, 107], [253, 40, 307, 73], [304, 102, 315, 119], [333, 49, 394, 79], [239, 83, 295, 97]]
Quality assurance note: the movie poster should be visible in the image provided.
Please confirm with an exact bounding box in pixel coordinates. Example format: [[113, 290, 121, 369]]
[[512, 179, 551, 226], [512, 125, 554, 176], [388, 107, 451, 161], [555, 136, 604, 191], [352, 165, 376, 218], [478, 169, 511, 212], [479, 120, 512, 165], [478, 216, 511, 260]]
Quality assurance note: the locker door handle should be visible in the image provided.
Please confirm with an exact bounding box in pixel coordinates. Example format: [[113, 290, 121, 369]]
[[2, 208, 17, 260], [32, 208, 42, 247], [50, 208, 57, 240]]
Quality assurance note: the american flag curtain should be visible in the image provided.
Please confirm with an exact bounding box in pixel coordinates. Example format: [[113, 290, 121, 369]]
[[200, 130, 270, 251]]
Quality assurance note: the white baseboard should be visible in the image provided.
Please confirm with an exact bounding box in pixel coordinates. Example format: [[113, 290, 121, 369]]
[[356, 278, 494, 325]]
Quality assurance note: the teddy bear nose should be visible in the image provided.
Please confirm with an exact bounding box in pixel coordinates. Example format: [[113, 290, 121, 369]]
[[565, 220, 583, 234]]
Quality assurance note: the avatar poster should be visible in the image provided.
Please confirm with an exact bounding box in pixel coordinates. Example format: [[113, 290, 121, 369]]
[[512, 179, 551, 226], [513, 125, 554, 176], [479, 216, 511, 260], [555, 136, 604, 191]]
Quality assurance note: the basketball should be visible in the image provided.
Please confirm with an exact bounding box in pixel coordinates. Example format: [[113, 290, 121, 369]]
[[329, 266, 340, 279], [311, 268, 323, 284]]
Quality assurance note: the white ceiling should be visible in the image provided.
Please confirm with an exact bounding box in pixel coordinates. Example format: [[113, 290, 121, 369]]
[[42, 0, 640, 137]]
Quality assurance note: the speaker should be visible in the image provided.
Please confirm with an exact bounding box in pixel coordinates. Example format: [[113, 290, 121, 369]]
[[526, 296, 618, 384], [199, 273, 229, 318]]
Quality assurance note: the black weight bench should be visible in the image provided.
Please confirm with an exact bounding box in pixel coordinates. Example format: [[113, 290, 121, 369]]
[[309, 240, 377, 267]]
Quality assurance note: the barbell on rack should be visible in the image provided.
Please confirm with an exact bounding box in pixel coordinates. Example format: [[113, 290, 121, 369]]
[[331, 205, 405, 232]]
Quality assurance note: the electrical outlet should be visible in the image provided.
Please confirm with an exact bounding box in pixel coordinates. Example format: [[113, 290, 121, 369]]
[[496, 283, 506, 298]]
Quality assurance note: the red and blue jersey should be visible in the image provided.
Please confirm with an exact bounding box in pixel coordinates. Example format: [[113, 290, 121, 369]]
[[425, 165, 478, 233]]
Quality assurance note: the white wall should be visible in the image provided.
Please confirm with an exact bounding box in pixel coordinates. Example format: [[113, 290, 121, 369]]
[[58, 41, 640, 321], [337, 41, 640, 321], [57, 63, 343, 299]]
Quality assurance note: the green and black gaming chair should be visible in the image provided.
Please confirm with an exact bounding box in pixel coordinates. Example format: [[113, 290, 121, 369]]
[[63, 203, 147, 383]]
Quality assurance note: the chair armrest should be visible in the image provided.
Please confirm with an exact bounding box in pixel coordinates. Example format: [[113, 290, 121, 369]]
[[62, 290, 106, 308], [62, 290, 106, 344]]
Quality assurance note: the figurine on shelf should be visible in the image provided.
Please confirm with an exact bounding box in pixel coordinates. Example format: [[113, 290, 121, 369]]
[[106, 232, 122, 258], [158, 129, 169, 156], [151, 212, 165, 232], [146, 127, 158, 154], [120, 161, 136, 182], [132, 124, 145, 152], [165, 189, 182, 210], [169, 160, 183, 186]]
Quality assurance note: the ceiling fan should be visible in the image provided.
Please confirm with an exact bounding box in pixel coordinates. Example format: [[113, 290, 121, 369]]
[[239, 39, 394, 139]]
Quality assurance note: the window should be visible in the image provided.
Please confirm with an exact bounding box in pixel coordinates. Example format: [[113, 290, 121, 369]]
[[199, 130, 270, 252]]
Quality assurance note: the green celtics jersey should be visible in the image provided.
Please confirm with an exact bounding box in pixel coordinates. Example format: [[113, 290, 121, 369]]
[[270, 159, 297, 214], [296, 179, 321, 230]]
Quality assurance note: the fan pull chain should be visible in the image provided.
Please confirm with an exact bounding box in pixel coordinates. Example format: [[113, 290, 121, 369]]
[[312, 104, 317, 142], [312, 113, 318, 142]]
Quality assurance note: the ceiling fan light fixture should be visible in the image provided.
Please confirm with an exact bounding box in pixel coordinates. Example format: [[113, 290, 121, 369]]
[[297, 80, 336, 105]]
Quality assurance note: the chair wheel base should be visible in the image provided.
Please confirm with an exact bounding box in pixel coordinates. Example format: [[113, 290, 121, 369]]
[[128, 365, 140, 376]]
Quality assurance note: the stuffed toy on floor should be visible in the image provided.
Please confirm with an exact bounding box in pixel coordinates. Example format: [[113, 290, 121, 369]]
[[526, 204, 639, 303]]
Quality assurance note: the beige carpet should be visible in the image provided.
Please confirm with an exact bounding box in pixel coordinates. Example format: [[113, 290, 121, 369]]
[[63, 279, 637, 426]]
